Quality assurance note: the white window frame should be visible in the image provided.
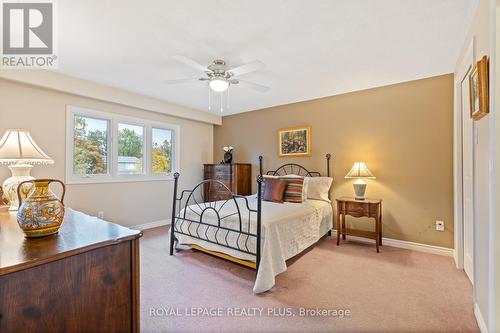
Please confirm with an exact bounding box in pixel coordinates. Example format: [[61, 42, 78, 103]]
[[66, 105, 180, 184]]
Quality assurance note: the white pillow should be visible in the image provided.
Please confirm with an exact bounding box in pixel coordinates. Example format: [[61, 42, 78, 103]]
[[302, 177, 310, 201], [305, 177, 333, 203]]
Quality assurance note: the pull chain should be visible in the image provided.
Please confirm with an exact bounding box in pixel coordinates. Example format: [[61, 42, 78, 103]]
[[208, 86, 211, 111], [220, 91, 223, 113]]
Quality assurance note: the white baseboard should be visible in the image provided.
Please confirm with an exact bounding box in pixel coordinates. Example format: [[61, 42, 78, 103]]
[[132, 219, 170, 231], [131, 223, 453, 256], [474, 303, 488, 333], [330, 230, 454, 257]]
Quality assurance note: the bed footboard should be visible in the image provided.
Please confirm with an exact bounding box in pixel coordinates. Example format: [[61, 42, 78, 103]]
[[170, 173, 263, 272]]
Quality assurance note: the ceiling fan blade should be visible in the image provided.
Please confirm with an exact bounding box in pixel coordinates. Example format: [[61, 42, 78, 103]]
[[238, 79, 270, 93], [163, 78, 200, 85], [172, 55, 207, 72], [228, 60, 265, 77]]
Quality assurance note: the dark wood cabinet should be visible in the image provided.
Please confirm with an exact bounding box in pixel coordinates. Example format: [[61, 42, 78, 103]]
[[0, 210, 142, 333], [203, 163, 252, 201]]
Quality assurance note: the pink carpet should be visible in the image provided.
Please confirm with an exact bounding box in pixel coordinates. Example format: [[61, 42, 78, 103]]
[[140, 227, 478, 333]]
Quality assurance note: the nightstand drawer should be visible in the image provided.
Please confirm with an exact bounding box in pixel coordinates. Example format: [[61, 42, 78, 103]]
[[343, 201, 379, 218], [345, 201, 368, 214]]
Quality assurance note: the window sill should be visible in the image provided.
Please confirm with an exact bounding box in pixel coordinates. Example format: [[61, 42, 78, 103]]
[[66, 175, 176, 185]]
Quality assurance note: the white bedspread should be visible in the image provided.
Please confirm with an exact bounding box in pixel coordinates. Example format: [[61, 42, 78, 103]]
[[174, 195, 332, 293]]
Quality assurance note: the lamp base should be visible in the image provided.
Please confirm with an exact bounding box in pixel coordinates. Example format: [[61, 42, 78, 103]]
[[353, 179, 367, 200], [2, 164, 35, 211]]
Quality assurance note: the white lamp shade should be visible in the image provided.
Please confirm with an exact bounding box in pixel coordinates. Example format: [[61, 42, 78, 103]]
[[345, 162, 375, 179], [209, 78, 229, 92], [0, 129, 54, 165]]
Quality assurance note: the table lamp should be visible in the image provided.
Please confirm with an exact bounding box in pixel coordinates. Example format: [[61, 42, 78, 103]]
[[345, 162, 375, 200], [0, 129, 54, 210]]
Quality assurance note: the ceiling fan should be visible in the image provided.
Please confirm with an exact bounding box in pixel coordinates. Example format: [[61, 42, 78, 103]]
[[165, 55, 270, 93]]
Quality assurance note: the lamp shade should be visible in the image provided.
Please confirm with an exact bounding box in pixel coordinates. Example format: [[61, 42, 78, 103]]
[[345, 162, 375, 179], [0, 129, 54, 165], [209, 78, 229, 92]]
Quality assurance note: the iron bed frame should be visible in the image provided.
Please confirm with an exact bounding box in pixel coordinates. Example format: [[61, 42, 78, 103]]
[[169, 153, 332, 272]]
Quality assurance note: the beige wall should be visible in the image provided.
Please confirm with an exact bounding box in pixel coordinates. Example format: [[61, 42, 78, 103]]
[[214, 74, 454, 248], [0, 78, 213, 227], [0, 70, 222, 125]]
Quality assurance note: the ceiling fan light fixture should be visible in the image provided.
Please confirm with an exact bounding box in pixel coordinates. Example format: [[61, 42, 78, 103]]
[[209, 78, 229, 92]]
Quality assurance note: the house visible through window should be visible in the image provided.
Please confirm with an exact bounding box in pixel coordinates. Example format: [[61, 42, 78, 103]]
[[118, 123, 144, 175], [66, 106, 180, 183]]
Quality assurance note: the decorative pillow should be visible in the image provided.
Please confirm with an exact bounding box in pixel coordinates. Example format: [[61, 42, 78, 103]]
[[305, 177, 333, 203], [279, 176, 305, 203], [263, 178, 287, 203], [259, 175, 279, 197], [280, 174, 308, 201]]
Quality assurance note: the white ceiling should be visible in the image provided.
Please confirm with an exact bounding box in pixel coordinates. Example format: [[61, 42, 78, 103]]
[[56, 0, 477, 115]]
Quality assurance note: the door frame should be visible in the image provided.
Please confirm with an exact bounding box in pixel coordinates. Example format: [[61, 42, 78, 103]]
[[453, 37, 475, 274]]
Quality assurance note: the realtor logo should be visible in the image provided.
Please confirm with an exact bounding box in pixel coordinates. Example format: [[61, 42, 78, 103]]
[[1, 1, 57, 68]]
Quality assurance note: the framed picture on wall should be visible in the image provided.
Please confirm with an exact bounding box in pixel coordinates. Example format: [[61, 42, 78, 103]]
[[469, 56, 489, 121], [278, 126, 311, 157]]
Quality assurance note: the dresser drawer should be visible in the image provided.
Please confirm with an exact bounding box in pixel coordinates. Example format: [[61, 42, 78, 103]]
[[203, 182, 232, 202], [203, 172, 232, 182], [206, 182, 231, 192], [214, 164, 232, 173], [213, 174, 232, 182], [204, 170, 232, 178], [204, 191, 233, 202]]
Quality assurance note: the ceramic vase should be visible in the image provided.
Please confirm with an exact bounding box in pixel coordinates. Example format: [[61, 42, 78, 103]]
[[17, 179, 66, 238], [223, 152, 233, 164]]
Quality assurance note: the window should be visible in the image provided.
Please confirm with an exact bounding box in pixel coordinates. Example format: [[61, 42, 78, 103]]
[[152, 128, 173, 174], [118, 123, 144, 175], [66, 106, 180, 184], [72, 115, 110, 176]]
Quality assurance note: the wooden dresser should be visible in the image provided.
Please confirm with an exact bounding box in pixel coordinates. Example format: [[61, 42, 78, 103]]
[[203, 163, 252, 201], [0, 209, 142, 333]]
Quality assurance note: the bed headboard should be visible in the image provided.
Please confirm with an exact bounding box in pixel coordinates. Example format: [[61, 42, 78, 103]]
[[258, 153, 332, 177]]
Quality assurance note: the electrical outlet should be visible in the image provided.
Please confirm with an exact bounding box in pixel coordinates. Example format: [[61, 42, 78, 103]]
[[435, 220, 445, 232], [97, 211, 104, 219]]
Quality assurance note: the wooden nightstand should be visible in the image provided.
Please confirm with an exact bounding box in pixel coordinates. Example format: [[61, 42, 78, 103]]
[[336, 197, 383, 252]]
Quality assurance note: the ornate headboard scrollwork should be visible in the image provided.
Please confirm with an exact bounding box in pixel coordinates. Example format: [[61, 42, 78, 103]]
[[266, 164, 320, 177], [259, 153, 332, 177]]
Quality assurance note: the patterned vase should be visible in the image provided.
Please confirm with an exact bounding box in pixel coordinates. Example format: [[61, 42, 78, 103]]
[[17, 179, 66, 238], [223, 152, 233, 164]]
